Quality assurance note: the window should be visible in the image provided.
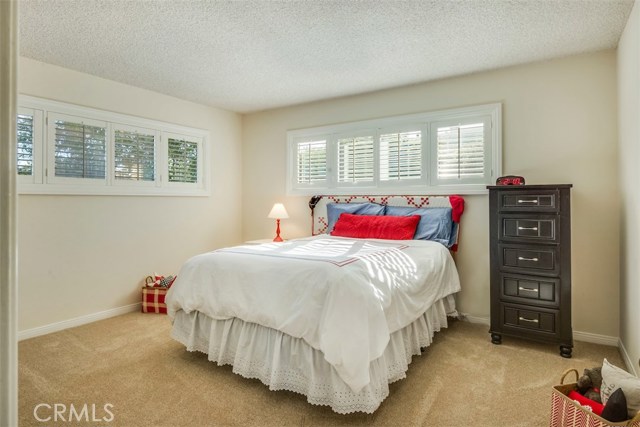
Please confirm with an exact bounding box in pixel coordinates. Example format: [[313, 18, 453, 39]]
[[16, 107, 43, 184], [431, 117, 491, 186], [337, 134, 374, 184], [114, 127, 156, 183], [293, 137, 327, 188], [16, 95, 209, 196], [17, 113, 34, 176], [379, 129, 422, 182], [167, 136, 200, 184], [49, 114, 107, 181], [287, 103, 501, 195]]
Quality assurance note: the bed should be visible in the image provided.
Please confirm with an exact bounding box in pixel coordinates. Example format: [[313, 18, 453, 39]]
[[166, 195, 464, 414]]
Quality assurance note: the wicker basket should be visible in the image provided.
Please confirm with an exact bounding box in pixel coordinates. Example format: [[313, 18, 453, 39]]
[[550, 369, 640, 427]]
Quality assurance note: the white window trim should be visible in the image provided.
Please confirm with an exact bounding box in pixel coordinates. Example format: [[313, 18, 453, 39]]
[[16, 106, 44, 186], [286, 103, 502, 196], [111, 123, 160, 188], [17, 95, 210, 197]]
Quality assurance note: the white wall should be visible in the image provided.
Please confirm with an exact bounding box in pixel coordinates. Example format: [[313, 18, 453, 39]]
[[17, 58, 243, 332], [242, 50, 620, 339], [618, 1, 640, 375]]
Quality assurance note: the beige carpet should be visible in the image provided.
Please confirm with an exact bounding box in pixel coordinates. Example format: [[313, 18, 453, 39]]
[[19, 312, 625, 427]]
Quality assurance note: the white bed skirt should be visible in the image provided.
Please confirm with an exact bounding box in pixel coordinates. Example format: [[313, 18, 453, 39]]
[[170, 295, 456, 414]]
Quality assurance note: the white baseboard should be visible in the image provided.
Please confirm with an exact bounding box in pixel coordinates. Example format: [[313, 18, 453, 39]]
[[458, 313, 490, 325], [618, 338, 638, 376], [573, 330, 619, 347], [18, 303, 141, 341], [458, 313, 619, 347]]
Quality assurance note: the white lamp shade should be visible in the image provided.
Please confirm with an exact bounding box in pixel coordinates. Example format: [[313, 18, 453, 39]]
[[268, 203, 289, 219]]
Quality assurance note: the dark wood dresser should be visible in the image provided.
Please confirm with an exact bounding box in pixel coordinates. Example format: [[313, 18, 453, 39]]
[[487, 184, 573, 357]]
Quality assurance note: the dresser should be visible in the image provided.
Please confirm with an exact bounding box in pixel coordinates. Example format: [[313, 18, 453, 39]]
[[487, 184, 573, 358]]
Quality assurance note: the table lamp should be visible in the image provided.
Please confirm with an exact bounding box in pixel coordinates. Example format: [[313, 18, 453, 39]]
[[268, 203, 289, 242]]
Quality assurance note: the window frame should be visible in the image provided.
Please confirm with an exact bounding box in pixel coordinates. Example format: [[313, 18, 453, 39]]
[[334, 128, 376, 189], [429, 114, 494, 188], [17, 95, 210, 196], [111, 123, 159, 188], [288, 133, 330, 191], [46, 112, 109, 186], [16, 106, 44, 185], [287, 103, 501, 195]]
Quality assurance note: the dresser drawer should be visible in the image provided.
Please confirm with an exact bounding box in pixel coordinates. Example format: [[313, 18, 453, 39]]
[[501, 274, 559, 307], [501, 216, 557, 243], [502, 304, 557, 333], [498, 190, 559, 213], [500, 245, 558, 275]]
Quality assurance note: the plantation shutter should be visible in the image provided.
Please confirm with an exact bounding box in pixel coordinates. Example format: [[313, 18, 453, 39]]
[[17, 114, 34, 176], [114, 129, 155, 181], [436, 121, 487, 181], [53, 118, 106, 179], [337, 135, 374, 183], [379, 130, 422, 181], [296, 139, 326, 184], [168, 137, 199, 183]]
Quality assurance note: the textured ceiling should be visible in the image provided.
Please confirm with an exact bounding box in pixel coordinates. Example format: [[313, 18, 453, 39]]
[[19, 0, 634, 113]]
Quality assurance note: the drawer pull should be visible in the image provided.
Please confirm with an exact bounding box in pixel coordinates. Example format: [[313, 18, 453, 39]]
[[518, 316, 539, 323], [518, 226, 538, 231], [517, 199, 539, 204], [518, 286, 539, 292], [518, 256, 539, 262]]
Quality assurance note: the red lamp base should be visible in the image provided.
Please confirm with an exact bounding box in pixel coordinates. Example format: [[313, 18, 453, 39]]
[[273, 218, 283, 242]]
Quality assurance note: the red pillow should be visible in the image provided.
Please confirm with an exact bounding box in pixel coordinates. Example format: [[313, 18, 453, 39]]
[[330, 213, 420, 240], [567, 390, 604, 416]]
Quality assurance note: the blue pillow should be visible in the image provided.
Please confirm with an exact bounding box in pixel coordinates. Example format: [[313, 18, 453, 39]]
[[385, 206, 455, 247], [326, 203, 385, 233]]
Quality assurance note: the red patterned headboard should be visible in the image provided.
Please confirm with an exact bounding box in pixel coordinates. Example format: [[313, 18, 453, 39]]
[[308, 195, 464, 250]]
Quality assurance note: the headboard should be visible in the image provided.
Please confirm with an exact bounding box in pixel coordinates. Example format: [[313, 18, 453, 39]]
[[308, 195, 464, 250]]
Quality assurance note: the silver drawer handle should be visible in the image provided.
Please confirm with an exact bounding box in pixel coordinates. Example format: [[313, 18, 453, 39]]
[[518, 226, 538, 231], [518, 256, 539, 262], [519, 316, 539, 323], [517, 199, 538, 204], [518, 286, 539, 292]]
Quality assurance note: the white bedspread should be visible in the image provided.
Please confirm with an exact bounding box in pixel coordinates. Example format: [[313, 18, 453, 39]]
[[166, 235, 460, 393]]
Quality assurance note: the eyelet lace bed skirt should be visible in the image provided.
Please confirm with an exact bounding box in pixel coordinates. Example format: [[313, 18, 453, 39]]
[[170, 295, 456, 414]]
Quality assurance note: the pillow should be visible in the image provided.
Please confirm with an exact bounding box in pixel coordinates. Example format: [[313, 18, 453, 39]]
[[567, 390, 604, 416], [601, 388, 628, 422], [326, 203, 385, 233], [330, 213, 420, 240], [385, 206, 454, 247], [601, 358, 640, 418]]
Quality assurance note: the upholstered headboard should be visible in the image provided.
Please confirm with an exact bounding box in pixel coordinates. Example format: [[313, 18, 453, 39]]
[[308, 194, 464, 250]]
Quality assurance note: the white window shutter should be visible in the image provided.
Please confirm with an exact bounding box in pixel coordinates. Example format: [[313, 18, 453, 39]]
[[379, 130, 422, 181], [296, 139, 327, 184], [114, 129, 155, 181], [433, 117, 491, 185], [167, 137, 199, 183], [337, 135, 374, 183], [53, 118, 106, 179], [16, 113, 33, 176]]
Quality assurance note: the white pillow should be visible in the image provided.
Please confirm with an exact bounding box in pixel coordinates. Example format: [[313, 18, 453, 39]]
[[601, 358, 640, 419]]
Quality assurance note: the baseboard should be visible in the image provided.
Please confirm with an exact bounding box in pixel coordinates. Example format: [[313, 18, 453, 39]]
[[458, 313, 490, 325], [458, 314, 619, 347], [618, 338, 638, 376], [18, 303, 141, 341], [573, 330, 619, 347]]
